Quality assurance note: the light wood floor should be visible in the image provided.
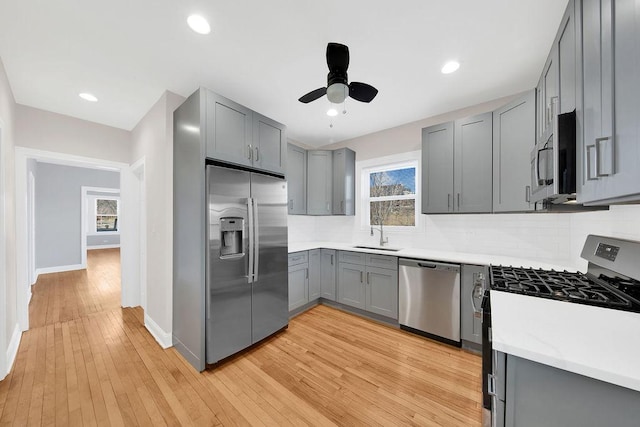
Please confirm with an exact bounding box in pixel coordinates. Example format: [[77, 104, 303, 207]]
[[1, 249, 483, 426]]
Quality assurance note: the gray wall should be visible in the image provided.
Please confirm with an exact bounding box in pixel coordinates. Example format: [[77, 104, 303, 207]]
[[35, 162, 120, 269]]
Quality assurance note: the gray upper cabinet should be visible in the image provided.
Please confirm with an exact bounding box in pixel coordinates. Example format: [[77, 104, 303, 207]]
[[422, 122, 454, 213], [206, 91, 253, 168], [308, 249, 321, 301], [422, 114, 492, 214], [332, 148, 356, 215], [454, 113, 493, 213], [286, 144, 307, 214], [493, 91, 536, 212], [557, 1, 577, 115], [320, 249, 337, 301], [579, 0, 640, 205], [205, 90, 286, 176], [307, 150, 333, 215], [253, 113, 286, 175]]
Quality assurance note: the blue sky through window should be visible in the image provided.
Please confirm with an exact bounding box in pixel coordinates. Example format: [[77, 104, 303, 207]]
[[370, 167, 416, 195]]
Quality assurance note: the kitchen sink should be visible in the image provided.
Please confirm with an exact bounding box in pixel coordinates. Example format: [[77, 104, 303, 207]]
[[353, 245, 402, 252]]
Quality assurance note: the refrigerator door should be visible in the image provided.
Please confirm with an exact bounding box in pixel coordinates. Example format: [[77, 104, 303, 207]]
[[206, 165, 253, 364], [250, 172, 289, 343]]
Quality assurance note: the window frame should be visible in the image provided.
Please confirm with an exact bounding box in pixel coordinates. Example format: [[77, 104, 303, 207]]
[[95, 197, 120, 234], [361, 156, 420, 231]]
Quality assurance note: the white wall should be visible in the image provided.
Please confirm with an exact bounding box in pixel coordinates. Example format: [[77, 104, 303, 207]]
[[34, 162, 119, 270], [289, 95, 640, 272], [0, 57, 18, 379], [15, 104, 131, 163], [130, 90, 185, 345]]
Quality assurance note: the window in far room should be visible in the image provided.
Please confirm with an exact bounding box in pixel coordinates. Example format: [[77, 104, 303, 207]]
[[364, 161, 418, 228], [96, 198, 119, 232]]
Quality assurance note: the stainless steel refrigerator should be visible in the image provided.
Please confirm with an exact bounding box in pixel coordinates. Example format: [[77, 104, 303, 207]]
[[205, 164, 288, 364]]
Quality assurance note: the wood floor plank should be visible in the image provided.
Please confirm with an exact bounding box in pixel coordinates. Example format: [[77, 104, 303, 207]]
[[1, 249, 483, 426]]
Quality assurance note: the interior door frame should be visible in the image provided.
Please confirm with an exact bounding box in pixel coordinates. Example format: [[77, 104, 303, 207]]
[[14, 147, 134, 333], [0, 118, 7, 378]]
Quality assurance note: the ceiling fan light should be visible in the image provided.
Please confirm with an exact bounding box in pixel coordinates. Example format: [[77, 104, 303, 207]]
[[327, 83, 348, 103]]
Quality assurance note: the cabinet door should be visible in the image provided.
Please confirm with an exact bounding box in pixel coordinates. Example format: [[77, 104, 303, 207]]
[[493, 91, 536, 212], [421, 122, 454, 213], [286, 144, 307, 214], [580, 0, 615, 202], [308, 249, 321, 301], [206, 91, 253, 167], [365, 267, 398, 319], [320, 249, 337, 301], [332, 148, 356, 215], [253, 113, 286, 175], [307, 151, 333, 215], [460, 265, 486, 345], [454, 113, 493, 213], [541, 50, 558, 137], [557, 0, 576, 114], [288, 263, 308, 311], [337, 263, 366, 310]]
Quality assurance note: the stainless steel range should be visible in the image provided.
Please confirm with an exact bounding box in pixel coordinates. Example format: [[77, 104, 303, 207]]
[[483, 235, 640, 427]]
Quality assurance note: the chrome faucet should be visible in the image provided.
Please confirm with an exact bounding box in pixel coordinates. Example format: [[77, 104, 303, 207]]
[[371, 224, 389, 246]]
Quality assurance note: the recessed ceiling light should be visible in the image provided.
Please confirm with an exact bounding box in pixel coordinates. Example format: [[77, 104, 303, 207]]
[[187, 15, 211, 35], [327, 108, 338, 117], [79, 93, 98, 102], [441, 61, 460, 74]]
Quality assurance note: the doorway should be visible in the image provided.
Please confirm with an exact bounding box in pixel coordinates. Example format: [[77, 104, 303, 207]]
[[14, 147, 143, 333]]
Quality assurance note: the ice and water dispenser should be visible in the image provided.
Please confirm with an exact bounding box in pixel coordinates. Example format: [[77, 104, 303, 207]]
[[220, 217, 244, 258]]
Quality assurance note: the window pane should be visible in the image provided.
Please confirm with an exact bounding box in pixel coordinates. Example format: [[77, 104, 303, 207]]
[[369, 168, 415, 197], [97, 215, 118, 231], [370, 200, 415, 226], [97, 199, 118, 215]]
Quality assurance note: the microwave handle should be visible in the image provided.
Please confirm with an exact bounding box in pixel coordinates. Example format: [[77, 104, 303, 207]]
[[536, 149, 544, 185]]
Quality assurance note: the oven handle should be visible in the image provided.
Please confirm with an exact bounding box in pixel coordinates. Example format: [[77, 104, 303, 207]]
[[471, 273, 484, 318]]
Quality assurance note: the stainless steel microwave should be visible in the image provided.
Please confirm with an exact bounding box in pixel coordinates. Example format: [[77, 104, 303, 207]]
[[530, 106, 576, 205]]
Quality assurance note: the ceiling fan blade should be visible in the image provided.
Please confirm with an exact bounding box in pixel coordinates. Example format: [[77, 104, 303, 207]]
[[298, 87, 327, 103], [349, 82, 378, 103], [326, 43, 349, 72]]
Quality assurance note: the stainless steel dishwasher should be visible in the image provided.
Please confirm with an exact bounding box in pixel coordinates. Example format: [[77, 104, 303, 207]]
[[399, 258, 461, 346]]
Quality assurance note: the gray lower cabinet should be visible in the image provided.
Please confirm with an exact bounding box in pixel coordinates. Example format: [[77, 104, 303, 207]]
[[338, 262, 366, 310], [422, 113, 493, 214], [205, 89, 286, 176], [307, 151, 333, 215], [286, 144, 307, 214], [460, 265, 486, 346], [320, 249, 337, 301], [288, 263, 308, 311], [337, 251, 398, 319], [504, 354, 640, 427], [492, 91, 535, 212], [579, 0, 640, 205], [308, 249, 321, 300], [332, 148, 356, 215]]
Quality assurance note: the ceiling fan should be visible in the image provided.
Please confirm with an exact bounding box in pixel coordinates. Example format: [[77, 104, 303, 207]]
[[298, 42, 378, 105]]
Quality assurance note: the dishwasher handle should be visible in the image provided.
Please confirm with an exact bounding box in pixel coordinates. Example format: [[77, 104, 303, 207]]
[[400, 258, 460, 273]]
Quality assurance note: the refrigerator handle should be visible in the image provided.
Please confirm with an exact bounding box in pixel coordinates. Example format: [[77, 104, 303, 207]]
[[247, 198, 254, 283], [252, 197, 260, 282]]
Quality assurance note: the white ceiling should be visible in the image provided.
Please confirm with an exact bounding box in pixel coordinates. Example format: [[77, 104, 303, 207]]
[[0, 0, 569, 147]]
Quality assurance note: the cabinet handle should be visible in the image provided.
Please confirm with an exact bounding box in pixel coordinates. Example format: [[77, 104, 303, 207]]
[[457, 193, 461, 209], [447, 194, 451, 210], [595, 136, 612, 177], [326, 202, 330, 212], [247, 144, 253, 160], [525, 185, 531, 203], [254, 146, 260, 162], [366, 272, 370, 284], [360, 271, 363, 283], [306, 268, 308, 279], [330, 254, 334, 265]]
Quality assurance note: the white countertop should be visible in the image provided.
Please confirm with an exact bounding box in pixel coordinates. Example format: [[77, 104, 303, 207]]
[[288, 241, 574, 271], [491, 291, 640, 392]]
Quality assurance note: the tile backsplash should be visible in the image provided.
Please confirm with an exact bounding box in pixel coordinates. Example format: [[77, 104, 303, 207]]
[[288, 205, 640, 271]]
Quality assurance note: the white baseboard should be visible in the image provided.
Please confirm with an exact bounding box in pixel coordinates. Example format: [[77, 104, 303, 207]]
[[35, 263, 85, 276], [144, 313, 173, 349], [87, 244, 121, 250], [5, 324, 21, 377]]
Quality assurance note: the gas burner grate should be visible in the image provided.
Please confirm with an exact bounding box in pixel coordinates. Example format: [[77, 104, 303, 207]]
[[490, 266, 633, 310]]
